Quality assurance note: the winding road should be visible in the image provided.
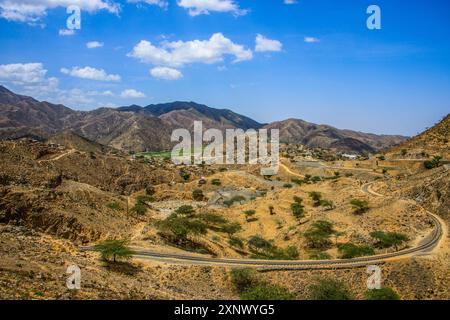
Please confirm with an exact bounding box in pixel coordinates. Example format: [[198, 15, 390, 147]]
[[84, 166, 445, 270]]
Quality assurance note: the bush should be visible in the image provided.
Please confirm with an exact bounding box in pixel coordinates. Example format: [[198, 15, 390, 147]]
[[293, 196, 303, 204], [292, 178, 304, 185], [248, 235, 273, 251], [309, 192, 323, 207], [198, 213, 228, 225], [156, 214, 207, 240], [350, 199, 369, 214], [221, 222, 242, 236], [175, 205, 195, 216], [211, 179, 222, 186], [243, 210, 256, 221], [130, 202, 147, 215], [241, 283, 295, 300], [309, 251, 331, 260], [93, 239, 134, 263], [320, 199, 334, 210], [365, 287, 401, 300], [192, 189, 204, 201], [283, 183, 293, 189], [309, 279, 354, 300], [338, 243, 375, 259], [370, 231, 409, 251], [107, 202, 122, 211], [230, 268, 257, 292], [229, 236, 244, 249], [303, 220, 336, 249], [136, 195, 155, 204], [424, 156, 442, 169], [291, 203, 305, 219], [145, 186, 155, 196], [311, 176, 322, 183], [268, 205, 275, 215]]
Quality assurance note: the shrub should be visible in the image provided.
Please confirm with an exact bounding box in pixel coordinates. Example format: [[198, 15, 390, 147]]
[[243, 210, 256, 221], [175, 205, 195, 216], [309, 192, 323, 207], [198, 213, 228, 225], [320, 199, 334, 210], [221, 222, 242, 236], [293, 196, 303, 204], [309, 251, 331, 260], [424, 156, 442, 169], [248, 235, 273, 251], [370, 231, 409, 251], [211, 179, 222, 186], [268, 205, 275, 215], [309, 279, 354, 300], [365, 287, 401, 300], [303, 220, 336, 249], [130, 203, 147, 215], [338, 243, 375, 259], [241, 283, 295, 300], [136, 195, 155, 204], [156, 214, 207, 240], [283, 183, 293, 189], [93, 239, 134, 263], [311, 176, 322, 183], [291, 203, 305, 219], [107, 202, 122, 211], [292, 178, 304, 185], [229, 236, 244, 249], [192, 189, 204, 201], [180, 171, 190, 181], [230, 268, 257, 292], [350, 199, 369, 214]]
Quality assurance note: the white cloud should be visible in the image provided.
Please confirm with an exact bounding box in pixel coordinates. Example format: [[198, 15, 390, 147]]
[[61, 66, 121, 81], [304, 36, 320, 43], [177, 0, 247, 16], [120, 89, 146, 98], [86, 41, 104, 49], [150, 67, 183, 80], [284, 0, 297, 4], [127, 0, 168, 9], [0, 62, 59, 93], [0, 0, 120, 23], [255, 34, 282, 52], [128, 33, 253, 67], [59, 29, 75, 36]]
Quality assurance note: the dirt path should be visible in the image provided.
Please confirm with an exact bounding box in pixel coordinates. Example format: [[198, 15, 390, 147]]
[[37, 149, 77, 163]]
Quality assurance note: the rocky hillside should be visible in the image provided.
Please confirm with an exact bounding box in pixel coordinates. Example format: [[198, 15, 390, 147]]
[[264, 119, 407, 154], [385, 114, 450, 159]]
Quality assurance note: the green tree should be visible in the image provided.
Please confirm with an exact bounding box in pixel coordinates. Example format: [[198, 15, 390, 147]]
[[93, 239, 134, 263], [230, 268, 257, 292], [291, 203, 305, 219], [338, 243, 375, 259], [309, 192, 323, 207], [175, 205, 195, 216], [221, 222, 242, 237], [309, 278, 354, 300], [320, 199, 334, 210], [365, 287, 401, 300], [370, 231, 409, 251], [243, 210, 256, 221], [424, 156, 442, 169], [350, 199, 369, 214], [303, 220, 335, 249]]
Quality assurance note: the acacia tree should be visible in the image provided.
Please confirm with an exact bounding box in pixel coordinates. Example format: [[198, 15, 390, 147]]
[[350, 199, 369, 214], [93, 239, 134, 263]]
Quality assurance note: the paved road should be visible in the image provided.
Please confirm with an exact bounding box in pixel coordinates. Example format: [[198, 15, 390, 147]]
[[83, 175, 445, 270]]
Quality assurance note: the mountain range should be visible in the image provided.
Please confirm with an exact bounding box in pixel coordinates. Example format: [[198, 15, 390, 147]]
[[0, 85, 407, 153]]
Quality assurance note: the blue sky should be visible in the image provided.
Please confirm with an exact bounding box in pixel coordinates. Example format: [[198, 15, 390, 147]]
[[0, 0, 449, 136]]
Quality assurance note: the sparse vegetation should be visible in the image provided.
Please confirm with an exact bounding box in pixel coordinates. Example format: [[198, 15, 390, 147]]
[[370, 231, 409, 251], [221, 222, 242, 237], [338, 243, 375, 259], [309, 278, 354, 300], [224, 195, 246, 207], [303, 220, 336, 249], [283, 183, 293, 189], [211, 178, 222, 186], [424, 156, 442, 169], [230, 268, 295, 300], [291, 202, 305, 219], [175, 205, 195, 216], [156, 213, 207, 242], [229, 236, 244, 249], [350, 199, 369, 214], [93, 239, 134, 263], [243, 210, 256, 221], [106, 202, 122, 211], [365, 287, 401, 300], [309, 192, 323, 207], [247, 235, 299, 260]]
